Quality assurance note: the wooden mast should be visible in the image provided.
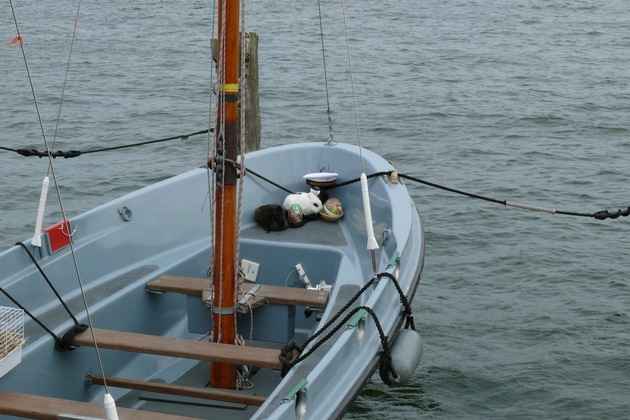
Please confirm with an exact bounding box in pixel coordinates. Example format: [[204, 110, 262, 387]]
[[211, 0, 240, 389]]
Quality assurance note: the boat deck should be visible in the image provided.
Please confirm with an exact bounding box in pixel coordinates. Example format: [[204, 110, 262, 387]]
[[242, 217, 348, 247]]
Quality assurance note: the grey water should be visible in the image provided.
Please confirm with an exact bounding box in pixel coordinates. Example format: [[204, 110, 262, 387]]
[[1, 0, 629, 418]]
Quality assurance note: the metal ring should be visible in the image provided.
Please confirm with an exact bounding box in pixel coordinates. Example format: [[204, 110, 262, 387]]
[[118, 206, 132, 222]]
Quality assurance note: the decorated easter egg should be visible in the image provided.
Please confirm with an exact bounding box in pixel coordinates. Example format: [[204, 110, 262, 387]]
[[320, 198, 344, 222], [288, 203, 304, 227]]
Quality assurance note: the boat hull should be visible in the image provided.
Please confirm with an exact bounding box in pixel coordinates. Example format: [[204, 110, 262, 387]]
[[0, 142, 424, 419]]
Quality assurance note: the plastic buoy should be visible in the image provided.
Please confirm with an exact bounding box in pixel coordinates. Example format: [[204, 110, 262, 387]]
[[104, 393, 119, 420], [380, 328, 423, 386]]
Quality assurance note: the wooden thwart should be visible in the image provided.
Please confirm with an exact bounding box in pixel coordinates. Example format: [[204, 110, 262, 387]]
[[0, 390, 195, 420], [88, 374, 267, 406], [72, 328, 283, 370], [147, 274, 329, 308]]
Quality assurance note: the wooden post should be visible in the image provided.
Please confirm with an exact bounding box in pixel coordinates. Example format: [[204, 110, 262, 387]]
[[211, 32, 261, 152], [243, 32, 261, 152]]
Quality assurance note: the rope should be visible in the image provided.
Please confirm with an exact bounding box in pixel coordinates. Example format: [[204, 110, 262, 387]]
[[280, 305, 397, 381], [329, 171, 391, 189], [244, 167, 294, 194], [0, 129, 210, 159], [0, 287, 62, 345], [55, 323, 89, 351], [300, 169, 629, 222], [5, 242, 91, 351], [47, 0, 82, 177], [5, 137, 626, 222], [14, 242, 81, 326], [234, 335, 254, 390], [4, 109, 624, 222], [234, 2, 248, 338], [205, 0, 218, 316], [240, 162, 630, 221], [378, 272, 416, 331], [395, 172, 629, 221], [279, 271, 414, 376], [3, 136, 625, 221], [8, 0, 113, 395]]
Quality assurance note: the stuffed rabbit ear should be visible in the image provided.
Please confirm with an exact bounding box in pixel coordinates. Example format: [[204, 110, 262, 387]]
[[304, 192, 323, 214]]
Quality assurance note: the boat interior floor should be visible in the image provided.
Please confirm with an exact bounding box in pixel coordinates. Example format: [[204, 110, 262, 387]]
[[242, 217, 348, 247]]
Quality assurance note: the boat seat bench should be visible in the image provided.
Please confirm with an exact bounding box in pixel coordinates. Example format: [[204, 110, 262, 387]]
[[147, 274, 329, 308], [72, 328, 283, 369], [0, 390, 196, 419], [87, 374, 267, 406]]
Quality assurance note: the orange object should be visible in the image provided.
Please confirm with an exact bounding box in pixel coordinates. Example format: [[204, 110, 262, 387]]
[[5, 36, 23, 47], [44, 220, 72, 252]]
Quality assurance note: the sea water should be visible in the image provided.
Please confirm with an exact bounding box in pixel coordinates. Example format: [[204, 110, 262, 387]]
[[1, 1, 629, 418]]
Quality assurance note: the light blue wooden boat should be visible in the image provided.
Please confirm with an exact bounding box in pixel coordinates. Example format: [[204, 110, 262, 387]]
[[0, 1, 424, 418], [0, 142, 424, 419]]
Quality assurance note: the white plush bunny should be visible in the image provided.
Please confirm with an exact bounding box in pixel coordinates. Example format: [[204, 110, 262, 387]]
[[283, 191, 323, 216]]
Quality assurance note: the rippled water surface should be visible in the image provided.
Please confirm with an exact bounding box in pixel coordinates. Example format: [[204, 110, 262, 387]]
[[1, 1, 629, 418]]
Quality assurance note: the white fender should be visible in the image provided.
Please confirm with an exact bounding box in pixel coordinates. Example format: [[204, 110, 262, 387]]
[[380, 328, 423, 386], [104, 392, 119, 420]]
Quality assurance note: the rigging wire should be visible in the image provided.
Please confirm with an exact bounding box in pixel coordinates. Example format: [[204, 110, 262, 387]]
[[316, 0, 335, 145], [207, 0, 218, 293], [235, 0, 248, 326], [48, 1, 82, 177], [339, 0, 364, 173], [7, 0, 52, 248], [7, 0, 115, 410], [340, 0, 379, 275], [234, 3, 250, 389]]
